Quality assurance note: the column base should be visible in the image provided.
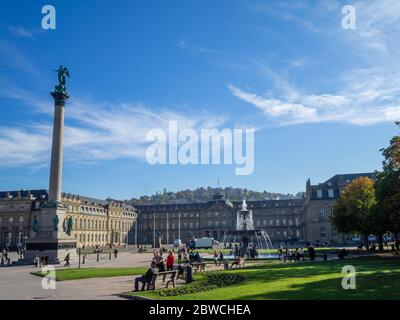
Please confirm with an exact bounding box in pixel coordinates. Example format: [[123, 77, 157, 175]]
[[22, 239, 78, 265]]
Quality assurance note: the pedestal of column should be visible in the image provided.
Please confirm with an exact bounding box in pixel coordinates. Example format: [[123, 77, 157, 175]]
[[24, 206, 77, 264]]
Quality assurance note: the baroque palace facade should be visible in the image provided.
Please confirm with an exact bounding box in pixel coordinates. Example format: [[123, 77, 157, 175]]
[[0, 190, 137, 250], [0, 172, 374, 249]]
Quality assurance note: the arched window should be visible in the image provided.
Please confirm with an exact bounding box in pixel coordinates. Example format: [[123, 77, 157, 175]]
[[8, 217, 13, 229], [19, 216, 24, 229]]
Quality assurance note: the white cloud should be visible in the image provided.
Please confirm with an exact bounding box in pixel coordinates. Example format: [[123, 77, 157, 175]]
[[0, 126, 50, 167], [8, 26, 34, 39], [229, 65, 400, 126], [0, 93, 228, 167], [228, 84, 317, 122]]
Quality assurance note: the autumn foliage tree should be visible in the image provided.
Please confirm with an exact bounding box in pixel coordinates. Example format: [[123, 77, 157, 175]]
[[331, 177, 377, 250], [375, 122, 400, 242]]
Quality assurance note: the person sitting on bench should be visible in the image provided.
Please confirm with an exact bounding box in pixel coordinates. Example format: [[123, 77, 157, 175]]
[[337, 248, 349, 260], [134, 261, 158, 291]]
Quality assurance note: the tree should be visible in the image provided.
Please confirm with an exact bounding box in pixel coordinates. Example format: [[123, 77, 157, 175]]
[[375, 122, 400, 242], [331, 177, 377, 250]]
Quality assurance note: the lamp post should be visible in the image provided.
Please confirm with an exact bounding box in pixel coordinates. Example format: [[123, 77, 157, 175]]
[[153, 212, 156, 249], [178, 213, 181, 240], [166, 212, 169, 245]]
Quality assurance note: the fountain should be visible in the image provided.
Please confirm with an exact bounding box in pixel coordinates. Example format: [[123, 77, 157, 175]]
[[222, 200, 278, 259]]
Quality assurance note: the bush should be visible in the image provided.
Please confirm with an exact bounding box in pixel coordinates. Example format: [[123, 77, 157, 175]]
[[151, 272, 245, 297]]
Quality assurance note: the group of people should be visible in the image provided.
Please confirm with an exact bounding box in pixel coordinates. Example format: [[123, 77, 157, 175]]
[[33, 255, 50, 267], [152, 250, 170, 272], [277, 246, 315, 262], [213, 249, 225, 266], [134, 248, 200, 291], [177, 247, 202, 265], [151, 247, 203, 272]]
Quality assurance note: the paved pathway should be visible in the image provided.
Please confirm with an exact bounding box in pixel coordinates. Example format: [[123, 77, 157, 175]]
[[0, 252, 226, 300], [0, 252, 153, 300]]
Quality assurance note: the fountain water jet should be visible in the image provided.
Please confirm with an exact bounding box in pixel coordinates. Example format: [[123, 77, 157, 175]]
[[222, 200, 278, 259]]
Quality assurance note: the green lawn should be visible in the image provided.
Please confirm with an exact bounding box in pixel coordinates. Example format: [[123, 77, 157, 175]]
[[131, 256, 400, 300], [31, 267, 146, 281]]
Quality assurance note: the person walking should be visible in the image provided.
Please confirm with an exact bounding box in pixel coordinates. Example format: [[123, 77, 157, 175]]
[[64, 253, 70, 267], [218, 250, 224, 266], [213, 249, 219, 265]]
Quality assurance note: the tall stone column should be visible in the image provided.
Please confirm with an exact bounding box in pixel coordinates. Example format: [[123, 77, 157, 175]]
[[23, 66, 77, 264], [48, 91, 68, 204]]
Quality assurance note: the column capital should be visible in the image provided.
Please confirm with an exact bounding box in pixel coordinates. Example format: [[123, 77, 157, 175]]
[[50, 90, 69, 105]]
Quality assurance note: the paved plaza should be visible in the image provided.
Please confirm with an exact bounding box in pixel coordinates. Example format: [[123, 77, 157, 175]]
[[0, 252, 162, 300]]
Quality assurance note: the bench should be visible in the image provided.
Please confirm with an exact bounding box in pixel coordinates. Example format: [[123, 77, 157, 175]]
[[192, 262, 206, 272], [146, 270, 179, 290]]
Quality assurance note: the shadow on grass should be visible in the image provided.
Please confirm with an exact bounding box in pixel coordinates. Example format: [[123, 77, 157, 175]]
[[237, 270, 400, 300]]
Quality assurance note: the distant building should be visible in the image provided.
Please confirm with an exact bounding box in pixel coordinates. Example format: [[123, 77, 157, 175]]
[[303, 173, 376, 245]]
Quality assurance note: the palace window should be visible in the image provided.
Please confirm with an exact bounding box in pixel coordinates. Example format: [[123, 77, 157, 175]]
[[8, 217, 13, 229], [17, 232, 24, 245], [320, 226, 326, 239], [270, 220, 273, 226], [18, 216, 24, 229], [295, 218, 299, 226], [282, 219, 287, 225], [276, 219, 280, 226], [328, 189, 334, 198], [319, 208, 326, 221], [317, 190, 323, 198]]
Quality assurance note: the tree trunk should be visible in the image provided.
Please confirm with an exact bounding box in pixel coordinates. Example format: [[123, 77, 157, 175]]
[[364, 235, 370, 251], [378, 234, 384, 251]]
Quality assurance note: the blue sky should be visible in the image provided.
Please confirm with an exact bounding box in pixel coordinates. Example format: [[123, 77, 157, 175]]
[[0, 0, 399, 199]]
